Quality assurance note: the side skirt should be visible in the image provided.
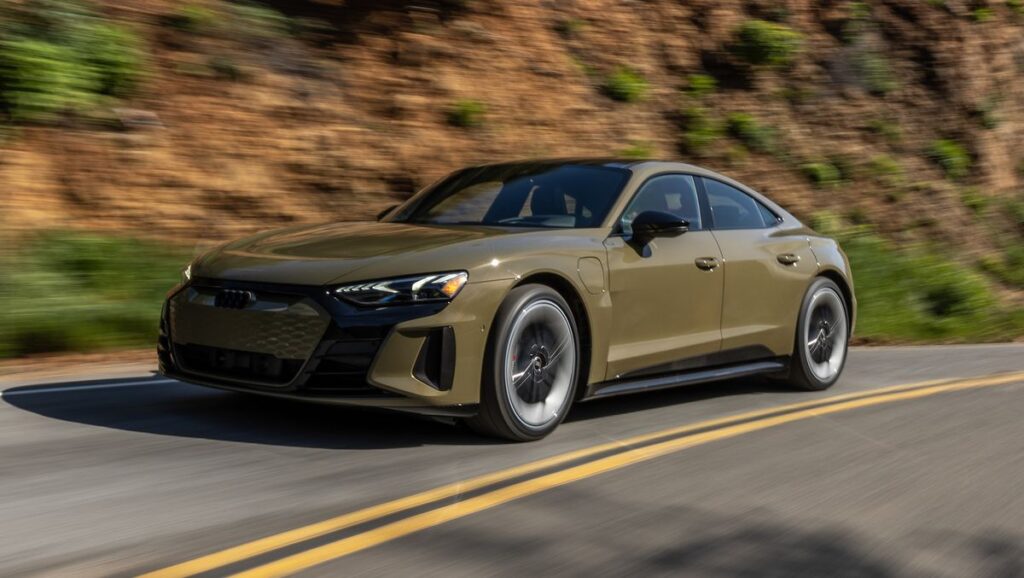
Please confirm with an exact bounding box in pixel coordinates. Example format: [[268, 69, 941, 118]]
[[583, 358, 789, 401]]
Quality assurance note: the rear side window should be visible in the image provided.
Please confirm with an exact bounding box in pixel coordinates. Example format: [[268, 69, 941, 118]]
[[702, 178, 777, 229]]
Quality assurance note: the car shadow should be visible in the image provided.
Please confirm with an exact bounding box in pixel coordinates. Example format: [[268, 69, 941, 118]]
[[3, 374, 797, 450]]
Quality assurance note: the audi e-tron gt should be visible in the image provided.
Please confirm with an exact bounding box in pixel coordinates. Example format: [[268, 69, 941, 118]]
[[160, 159, 855, 440]]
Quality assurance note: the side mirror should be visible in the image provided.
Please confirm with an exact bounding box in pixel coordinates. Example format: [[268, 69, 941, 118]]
[[376, 204, 399, 221], [629, 211, 689, 245]]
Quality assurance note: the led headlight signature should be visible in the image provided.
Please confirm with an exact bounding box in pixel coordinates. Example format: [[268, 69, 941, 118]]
[[334, 271, 468, 306]]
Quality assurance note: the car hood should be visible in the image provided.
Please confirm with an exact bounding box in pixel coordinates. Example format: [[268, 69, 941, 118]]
[[194, 221, 517, 286]]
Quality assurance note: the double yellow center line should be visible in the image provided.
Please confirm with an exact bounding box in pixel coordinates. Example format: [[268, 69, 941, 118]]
[[142, 372, 1024, 578]]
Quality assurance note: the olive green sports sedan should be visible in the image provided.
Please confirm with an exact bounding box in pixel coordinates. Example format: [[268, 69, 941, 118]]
[[160, 159, 855, 440]]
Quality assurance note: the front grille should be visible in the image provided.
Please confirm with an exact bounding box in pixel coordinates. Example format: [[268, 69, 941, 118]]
[[168, 285, 330, 385], [175, 343, 304, 385]]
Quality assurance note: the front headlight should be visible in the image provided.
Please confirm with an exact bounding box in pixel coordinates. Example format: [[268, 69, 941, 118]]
[[181, 262, 193, 285], [333, 271, 468, 306]]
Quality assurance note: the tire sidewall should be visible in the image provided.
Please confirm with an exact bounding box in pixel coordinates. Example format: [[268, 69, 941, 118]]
[[793, 278, 849, 390], [486, 285, 580, 440]]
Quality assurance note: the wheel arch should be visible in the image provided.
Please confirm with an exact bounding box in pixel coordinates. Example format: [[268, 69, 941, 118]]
[[512, 272, 593, 400], [815, 268, 855, 334]]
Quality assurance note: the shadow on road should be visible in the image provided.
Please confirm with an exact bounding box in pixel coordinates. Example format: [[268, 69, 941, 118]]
[[3, 375, 796, 450]]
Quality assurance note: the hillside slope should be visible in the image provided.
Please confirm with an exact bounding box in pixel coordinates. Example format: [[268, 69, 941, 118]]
[[1, 0, 1022, 352]]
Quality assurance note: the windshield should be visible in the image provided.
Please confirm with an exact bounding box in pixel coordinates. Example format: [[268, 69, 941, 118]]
[[388, 163, 631, 229]]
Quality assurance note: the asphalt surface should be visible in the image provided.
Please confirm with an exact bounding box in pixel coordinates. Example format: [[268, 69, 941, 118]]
[[1, 344, 1023, 577]]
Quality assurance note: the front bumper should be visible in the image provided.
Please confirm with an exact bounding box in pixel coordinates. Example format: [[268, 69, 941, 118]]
[[159, 277, 510, 414]]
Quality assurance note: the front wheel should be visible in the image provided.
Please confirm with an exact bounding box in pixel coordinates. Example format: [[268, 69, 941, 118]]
[[787, 277, 849, 391], [467, 284, 580, 441]]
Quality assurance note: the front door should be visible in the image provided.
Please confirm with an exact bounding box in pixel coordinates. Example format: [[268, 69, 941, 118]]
[[604, 174, 723, 380]]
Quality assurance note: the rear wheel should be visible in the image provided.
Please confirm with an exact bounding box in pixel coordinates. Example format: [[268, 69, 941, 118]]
[[467, 284, 579, 441], [787, 277, 849, 391]]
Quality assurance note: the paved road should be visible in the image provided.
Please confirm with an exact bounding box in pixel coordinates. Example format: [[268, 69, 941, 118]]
[[1, 345, 1023, 577]]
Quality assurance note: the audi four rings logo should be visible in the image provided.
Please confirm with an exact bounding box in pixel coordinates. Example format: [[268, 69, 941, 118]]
[[214, 289, 255, 309]]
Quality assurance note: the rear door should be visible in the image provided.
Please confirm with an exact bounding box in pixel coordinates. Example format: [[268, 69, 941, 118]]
[[603, 174, 723, 380], [701, 177, 817, 356]]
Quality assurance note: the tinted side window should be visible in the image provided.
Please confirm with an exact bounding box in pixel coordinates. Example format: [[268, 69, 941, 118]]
[[703, 178, 771, 229], [621, 174, 702, 235]]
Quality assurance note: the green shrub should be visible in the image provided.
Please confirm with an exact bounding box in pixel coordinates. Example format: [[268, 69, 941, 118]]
[[164, 2, 218, 33], [1005, 198, 1024, 232], [726, 112, 775, 153], [233, 2, 291, 38], [867, 117, 901, 142], [0, 231, 190, 358], [856, 52, 897, 95], [680, 106, 722, 154], [619, 141, 654, 159], [960, 188, 988, 215], [447, 99, 486, 127], [73, 21, 143, 96], [980, 247, 1024, 289], [929, 139, 971, 179], [840, 233, 1021, 341], [971, 7, 994, 22], [801, 161, 841, 188], [868, 154, 903, 186], [685, 74, 717, 98], [603, 67, 648, 102], [0, 4, 143, 122], [0, 38, 98, 121], [732, 19, 803, 67]]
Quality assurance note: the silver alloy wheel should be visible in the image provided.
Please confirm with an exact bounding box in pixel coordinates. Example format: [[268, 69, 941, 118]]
[[803, 287, 848, 382], [503, 299, 576, 428]]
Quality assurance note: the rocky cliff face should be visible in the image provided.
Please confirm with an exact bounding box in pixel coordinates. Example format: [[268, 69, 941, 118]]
[[2, 0, 1022, 260]]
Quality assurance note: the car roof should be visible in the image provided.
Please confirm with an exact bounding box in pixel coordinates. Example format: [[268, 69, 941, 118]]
[[468, 157, 716, 174]]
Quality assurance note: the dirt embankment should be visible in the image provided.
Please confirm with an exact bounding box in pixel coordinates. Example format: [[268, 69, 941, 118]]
[[2, 0, 1022, 257]]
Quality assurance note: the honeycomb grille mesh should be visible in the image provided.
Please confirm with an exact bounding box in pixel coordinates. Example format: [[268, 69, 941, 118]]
[[169, 290, 329, 361]]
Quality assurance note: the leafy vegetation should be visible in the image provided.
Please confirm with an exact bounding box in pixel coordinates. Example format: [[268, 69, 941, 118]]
[[0, 1, 143, 122], [811, 216, 1024, 342], [801, 161, 842, 188], [233, 1, 292, 39], [685, 74, 717, 98], [960, 188, 988, 215], [867, 154, 904, 187], [603, 67, 648, 102], [928, 139, 971, 179], [866, 117, 902, 142], [679, 106, 723, 154], [855, 52, 897, 95], [164, 2, 218, 34], [618, 141, 654, 159], [971, 7, 994, 22], [446, 99, 486, 127], [732, 19, 802, 67], [0, 232, 190, 358], [725, 112, 776, 153]]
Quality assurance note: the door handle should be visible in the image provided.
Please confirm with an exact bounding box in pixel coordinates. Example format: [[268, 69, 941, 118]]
[[777, 253, 801, 265], [695, 257, 720, 271]]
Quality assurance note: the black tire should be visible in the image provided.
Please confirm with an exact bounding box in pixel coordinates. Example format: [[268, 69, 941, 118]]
[[787, 277, 850, 391], [466, 284, 580, 441]]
